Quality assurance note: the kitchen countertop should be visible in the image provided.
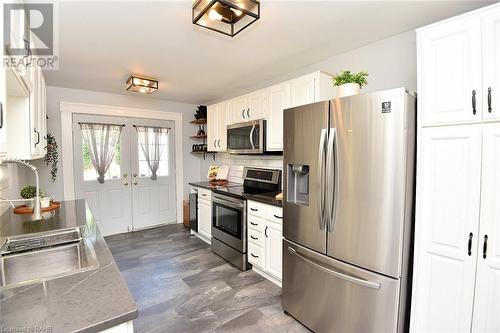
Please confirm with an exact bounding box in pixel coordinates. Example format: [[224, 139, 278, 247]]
[[189, 181, 283, 208], [0, 200, 138, 333]]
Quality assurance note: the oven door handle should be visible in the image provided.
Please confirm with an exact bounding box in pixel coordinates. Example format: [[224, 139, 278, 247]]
[[212, 196, 245, 209]]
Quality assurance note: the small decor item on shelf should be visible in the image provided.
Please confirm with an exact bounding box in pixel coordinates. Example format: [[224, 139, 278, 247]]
[[332, 70, 369, 98], [197, 126, 205, 136], [44, 132, 58, 182], [20, 185, 41, 208], [192, 144, 198, 152], [195, 105, 207, 119]]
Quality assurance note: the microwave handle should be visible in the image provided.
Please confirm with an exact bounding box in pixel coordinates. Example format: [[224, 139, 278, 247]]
[[249, 125, 255, 149]]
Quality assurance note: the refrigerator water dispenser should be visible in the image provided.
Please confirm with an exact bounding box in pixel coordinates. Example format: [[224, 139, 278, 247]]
[[287, 165, 309, 205]]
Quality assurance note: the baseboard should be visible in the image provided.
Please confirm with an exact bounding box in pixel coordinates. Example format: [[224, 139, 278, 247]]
[[253, 266, 282, 288]]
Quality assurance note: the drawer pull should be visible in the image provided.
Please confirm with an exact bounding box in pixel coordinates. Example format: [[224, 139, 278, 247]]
[[250, 235, 258, 240], [250, 222, 258, 226], [250, 208, 259, 212], [251, 253, 259, 258], [273, 214, 282, 219]]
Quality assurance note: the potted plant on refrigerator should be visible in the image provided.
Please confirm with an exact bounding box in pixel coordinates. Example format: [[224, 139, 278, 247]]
[[332, 70, 369, 97]]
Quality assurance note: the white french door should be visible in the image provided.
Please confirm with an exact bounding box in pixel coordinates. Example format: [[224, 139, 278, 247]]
[[130, 118, 176, 229], [73, 114, 176, 236]]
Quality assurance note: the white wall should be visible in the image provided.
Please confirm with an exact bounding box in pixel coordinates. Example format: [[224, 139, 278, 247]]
[[209, 30, 417, 104], [26, 86, 202, 201]]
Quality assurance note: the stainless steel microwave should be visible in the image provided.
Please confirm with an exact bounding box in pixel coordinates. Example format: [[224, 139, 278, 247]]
[[227, 119, 265, 154]]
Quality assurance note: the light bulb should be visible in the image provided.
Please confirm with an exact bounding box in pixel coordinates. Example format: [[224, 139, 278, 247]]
[[230, 8, 242, 16], [208, 9, 223, 21]]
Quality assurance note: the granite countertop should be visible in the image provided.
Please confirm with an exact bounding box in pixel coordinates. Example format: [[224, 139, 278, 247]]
[[189, 181, 282, 208], [188, 181, 241, 191], [0, 200, 138, 333]]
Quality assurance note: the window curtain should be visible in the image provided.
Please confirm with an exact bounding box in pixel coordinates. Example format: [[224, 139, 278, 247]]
[[135, 126, 170, 180], [79, 123, 123, 184]]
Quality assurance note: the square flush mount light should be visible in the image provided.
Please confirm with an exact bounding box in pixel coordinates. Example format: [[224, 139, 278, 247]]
[[193, 0, 260, 37], [126, 75, 158, 94]]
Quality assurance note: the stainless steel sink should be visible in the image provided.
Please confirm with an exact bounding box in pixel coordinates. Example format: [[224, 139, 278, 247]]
[[0, 228, 99, 289]]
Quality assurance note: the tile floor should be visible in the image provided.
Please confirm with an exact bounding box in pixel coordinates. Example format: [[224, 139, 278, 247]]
[[106, 224, 309, 333]]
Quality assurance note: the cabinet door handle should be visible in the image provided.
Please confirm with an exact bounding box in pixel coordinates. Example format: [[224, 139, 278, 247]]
[[34, 129, 40, 147], [468, 232, 473, 256], [472, 90, 477, 115], [250, 222, 258, 226], [217, 139, 220, 148], [273, 214, 282, 219], [483, 235, 488, 259], [250, 208, 258, 212], [251, 253, 259, 258], [247, 108, 250, 118], [0, 102, 3, 129], [265, 226, 268, 238], [250, 235, 258, 240], [214, 140, 217, 148], [242, 110, 246, 119], [488, 87, 492, 113]]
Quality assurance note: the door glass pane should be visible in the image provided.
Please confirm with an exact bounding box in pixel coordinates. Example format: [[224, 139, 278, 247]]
[[137, 130, 170, 178], [82, 140, 121, 181]]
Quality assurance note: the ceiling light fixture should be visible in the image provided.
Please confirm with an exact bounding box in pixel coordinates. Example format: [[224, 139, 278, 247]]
[[126, 75, 158, 94], [193, 0, 260, 37]]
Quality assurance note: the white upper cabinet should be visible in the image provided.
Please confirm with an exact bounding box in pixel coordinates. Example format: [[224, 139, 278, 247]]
[[0, 64, 6, 157], [472, 123, 500, 332], [412, 125, 482, 333], [207, 104, 218, 151], [207, 102, 228, 152], [418, 16, 482, 126], [482, 7, 500, 121], [231, 95, 248, 124], [266, 83, 290, 151], [290, 74, 315, 108], [247, 90, 266, 121]]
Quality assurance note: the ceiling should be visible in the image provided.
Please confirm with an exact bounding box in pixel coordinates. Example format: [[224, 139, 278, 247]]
[[45, 1, 493, 105]]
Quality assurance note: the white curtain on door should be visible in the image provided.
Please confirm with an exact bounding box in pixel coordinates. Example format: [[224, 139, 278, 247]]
[[135, 126, 170, 180], [79, 123, 123, 184]]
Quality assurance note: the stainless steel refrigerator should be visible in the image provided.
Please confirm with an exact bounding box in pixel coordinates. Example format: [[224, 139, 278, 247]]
[[282, 87, 416, 333]]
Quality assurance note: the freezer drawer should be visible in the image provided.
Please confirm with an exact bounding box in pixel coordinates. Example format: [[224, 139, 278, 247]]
[[282, 239, 401, 333]]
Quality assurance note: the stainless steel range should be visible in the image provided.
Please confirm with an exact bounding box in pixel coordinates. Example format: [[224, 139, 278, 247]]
[[211, 167, 281, 271]]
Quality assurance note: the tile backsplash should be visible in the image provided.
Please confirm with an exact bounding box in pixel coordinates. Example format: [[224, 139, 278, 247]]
[[218, 153, 283, 184]]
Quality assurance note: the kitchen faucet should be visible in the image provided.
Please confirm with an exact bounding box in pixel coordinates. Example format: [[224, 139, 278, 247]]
[[0, 158, 42, 220]]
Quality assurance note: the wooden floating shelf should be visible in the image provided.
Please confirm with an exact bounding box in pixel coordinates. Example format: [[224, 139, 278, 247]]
[[190, 151, 216, 160], [190, 118, 207, 125], [190, 135, 207, 139]]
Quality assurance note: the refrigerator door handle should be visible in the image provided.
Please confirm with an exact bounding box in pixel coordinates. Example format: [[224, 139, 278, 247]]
[[325, 128, 337, 232], [287, 246, 381, 290], [317, 128, 328, 230]]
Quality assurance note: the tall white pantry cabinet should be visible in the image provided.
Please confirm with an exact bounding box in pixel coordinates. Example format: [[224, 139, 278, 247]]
[[411, 4, 500, 333]]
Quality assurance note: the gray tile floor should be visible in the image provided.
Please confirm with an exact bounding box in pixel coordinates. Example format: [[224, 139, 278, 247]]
[[106, 224, 309, 333]]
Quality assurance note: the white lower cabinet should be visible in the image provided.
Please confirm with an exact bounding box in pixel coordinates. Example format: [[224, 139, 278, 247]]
[[247, 200, 282, 284], [411, 123, 500, 332], [196, 188, 212, 243]]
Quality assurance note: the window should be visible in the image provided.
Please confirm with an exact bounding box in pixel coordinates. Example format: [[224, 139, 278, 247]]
[[82, 142, 121, 181], [137, 129, 170, 178]]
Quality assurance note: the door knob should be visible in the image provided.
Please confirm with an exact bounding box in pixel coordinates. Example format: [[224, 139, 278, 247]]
[[124, 181, 129, 186], [133, 181, 138, 186], [132, 173, 137, 178], [123, 173, 128, 178]]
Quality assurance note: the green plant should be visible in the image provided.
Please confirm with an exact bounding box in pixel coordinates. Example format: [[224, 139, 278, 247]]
[[332, 70, 369, 88], [20, 186, 44, 199], [44, 132, 58, 182]]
